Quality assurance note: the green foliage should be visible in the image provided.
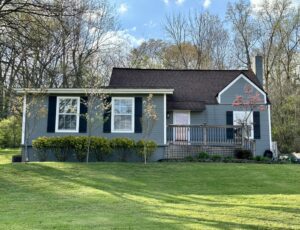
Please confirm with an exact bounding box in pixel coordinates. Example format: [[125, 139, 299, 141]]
[[272, 95, 300, 153], [48, 136, 73, 162], [111, 138, 136, 162], [211, 154, 222, 162], [234, 149, 252, 159], [32, 136, 128, 162], [89, 137, 112, 161], [198, 152, 210, 160], [0, 116, 21, 148], [183, 156, 195, 162], [32, 136, 49, 161], [136, 139, 157, 163], [71, 137, 88, 162]]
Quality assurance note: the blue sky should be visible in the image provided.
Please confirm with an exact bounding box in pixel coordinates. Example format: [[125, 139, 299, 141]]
[[113, 0, 234, 41]]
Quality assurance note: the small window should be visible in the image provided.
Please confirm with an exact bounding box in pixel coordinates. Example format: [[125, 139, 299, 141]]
[[233, 111, 253, 139], [55, 97, 80, 132], [112, 97, 134, 133]]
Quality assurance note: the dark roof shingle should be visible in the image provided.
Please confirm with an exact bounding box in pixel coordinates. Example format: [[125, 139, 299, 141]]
[[109, 68, 263, 105]]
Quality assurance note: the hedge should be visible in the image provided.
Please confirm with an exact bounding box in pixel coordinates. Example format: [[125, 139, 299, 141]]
[[32, 136, 157, 162]]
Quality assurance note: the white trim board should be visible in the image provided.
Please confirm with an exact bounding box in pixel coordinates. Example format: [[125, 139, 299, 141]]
[[55, 96, 80, 133], [268, 105, 272, 150], [217, 74, 267, 104], [163, 94, 167, 145], [21, 95, 27, 145], [111, 97, 135, 133], [15, 88, 174, 95]]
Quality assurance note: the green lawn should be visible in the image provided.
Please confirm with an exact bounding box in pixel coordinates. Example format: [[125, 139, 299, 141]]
[[0, 148, 20, 164], [0, 150, 300, 229]]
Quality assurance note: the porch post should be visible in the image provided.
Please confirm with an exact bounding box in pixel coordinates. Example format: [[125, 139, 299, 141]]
[[203, 123, 207, 145], [163, 94, 167, 145]]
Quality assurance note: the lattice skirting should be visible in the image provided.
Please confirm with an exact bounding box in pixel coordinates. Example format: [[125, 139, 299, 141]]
[[165, 144, 240, 159]]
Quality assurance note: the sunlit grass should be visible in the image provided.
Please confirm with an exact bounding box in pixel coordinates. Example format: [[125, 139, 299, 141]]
[[0, 155, 300, 229], [0, 148, 20, 164]]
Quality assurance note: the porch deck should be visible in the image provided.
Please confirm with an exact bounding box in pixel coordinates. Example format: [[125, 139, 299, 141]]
[[165, 124, 256, 159]]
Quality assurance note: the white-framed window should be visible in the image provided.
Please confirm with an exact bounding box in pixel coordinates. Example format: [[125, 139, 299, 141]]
[[55, 96, 80, 133], [111, 97, 135, 133], [233, 111, 253, 139]]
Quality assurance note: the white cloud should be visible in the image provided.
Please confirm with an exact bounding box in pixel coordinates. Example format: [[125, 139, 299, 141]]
[[163, 0, 169, 5], [175, 0, 185, 5], [203, 0, 211, 9], [250, 0, 299, 11], [143, 20, 157, 28], [118, 3, 128, 14]]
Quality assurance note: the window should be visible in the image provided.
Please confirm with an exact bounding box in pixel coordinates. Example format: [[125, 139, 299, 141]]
[[55, 97, 80, 132], [233, 111, 253, 139], [112, 97, 134, 133]]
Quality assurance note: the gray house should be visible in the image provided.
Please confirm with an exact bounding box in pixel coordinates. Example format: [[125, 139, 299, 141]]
[[16, 57, 273, 161]]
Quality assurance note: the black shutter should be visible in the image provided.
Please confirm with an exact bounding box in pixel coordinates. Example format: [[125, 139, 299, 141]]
[[226, 111, 234, 139], [79, 96, 88, 133], [135, 97, 143, 133], [103, 97, 111, 133], [47, 96, 57, 133], [253, 111, 261, 139]]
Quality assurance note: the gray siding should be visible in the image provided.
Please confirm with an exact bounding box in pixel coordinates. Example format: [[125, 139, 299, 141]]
[[24, 94, 166, 161], [220, 77, 265, 104]]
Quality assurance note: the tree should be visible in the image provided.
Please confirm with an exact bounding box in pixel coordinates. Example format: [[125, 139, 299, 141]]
[[226, 0, 259, 69], [232, 84, 266, 139], [140, 94, 158, 164]]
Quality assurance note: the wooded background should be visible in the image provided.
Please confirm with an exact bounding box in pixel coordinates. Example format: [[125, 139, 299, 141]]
[[0, 0, 299, 153]]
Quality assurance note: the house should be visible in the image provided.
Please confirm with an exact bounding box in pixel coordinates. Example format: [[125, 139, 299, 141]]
[[16, 56, 272, 162]]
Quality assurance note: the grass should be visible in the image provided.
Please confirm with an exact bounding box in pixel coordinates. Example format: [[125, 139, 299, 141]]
[[0, 150, 300, 229], [0, 148, 20, 164]]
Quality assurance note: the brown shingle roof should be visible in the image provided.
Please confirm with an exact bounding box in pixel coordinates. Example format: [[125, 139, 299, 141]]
[[109, 68, 264, 107]]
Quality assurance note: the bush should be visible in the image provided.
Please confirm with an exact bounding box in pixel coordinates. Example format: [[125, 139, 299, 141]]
[[234, 149, 252, 159], [223, 156, 234, 163], [184, 156, 195, 162], [136, 140, 157, 163], [111, 138, 136, 161], [0, 116, 21, 148], [32, 136, 49, 161], [71, 137, 88, 162], [90, 137, 112, 161], [254, 156, 270, 162], [211, 154, 222, 162], [264, 150, 273, 159], [48, 137, 72, 162], [198, 152, 210, 161]]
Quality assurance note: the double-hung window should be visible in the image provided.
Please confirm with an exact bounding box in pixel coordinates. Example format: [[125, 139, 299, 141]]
[[55, 97, 80, 132], [112, 97, 134, 133], [233, 111, 253, 139]]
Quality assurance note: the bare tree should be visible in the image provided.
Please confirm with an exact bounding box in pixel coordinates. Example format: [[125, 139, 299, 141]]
[[226, 0, 259, 69]]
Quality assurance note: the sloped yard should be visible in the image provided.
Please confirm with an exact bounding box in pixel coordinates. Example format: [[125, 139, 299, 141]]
[[0, 151, 300, 229]]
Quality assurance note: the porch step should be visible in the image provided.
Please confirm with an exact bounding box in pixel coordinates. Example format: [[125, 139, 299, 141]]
[[165, 144, 238, 160]]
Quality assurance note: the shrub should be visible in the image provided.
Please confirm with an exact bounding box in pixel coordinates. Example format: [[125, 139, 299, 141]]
[[184, 156, 195, 162], [90, 137, 112, 161], [0, 116, 21, 148], [234, 149, 252, 159], [71, 136, 88, 162], [223, 156, 234, 163], [48, 137, 71, 162], [198, 152, 210, 161], [264, 150, 273, 159], [211, 154, 222, 162], [32, 136, 49, 161], [136, 140, 157, 163], [111, 138, 136, 161]]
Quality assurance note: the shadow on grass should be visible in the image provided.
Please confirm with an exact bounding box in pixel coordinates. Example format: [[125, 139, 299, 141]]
[[1, 162, 300, 229]]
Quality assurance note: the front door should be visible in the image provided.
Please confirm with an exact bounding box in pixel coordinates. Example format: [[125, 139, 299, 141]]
[[173, 111, 190, 142]]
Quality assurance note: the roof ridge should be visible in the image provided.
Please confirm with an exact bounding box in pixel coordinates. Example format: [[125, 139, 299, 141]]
[[113, 67, 250, 72]]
